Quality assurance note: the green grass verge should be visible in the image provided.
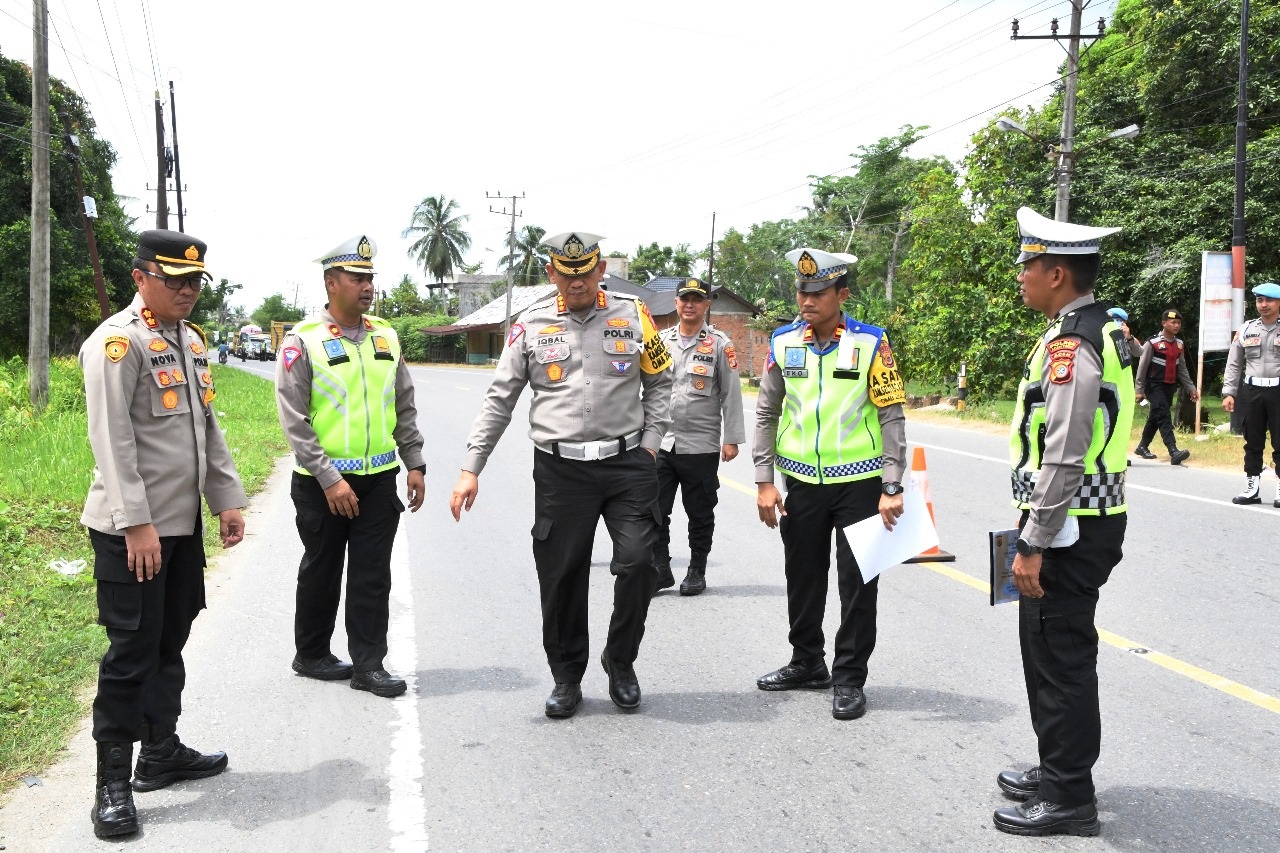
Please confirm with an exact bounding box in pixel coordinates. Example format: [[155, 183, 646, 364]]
[[0, 358, 286, 797]]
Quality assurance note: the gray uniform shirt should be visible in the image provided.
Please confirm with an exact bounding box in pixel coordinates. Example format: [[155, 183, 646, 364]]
[[80, 294, 246, 536], [1021, 293, 1111, 549], [275, 308, 426, 490], [1135, 335, 1195, 395], [462, 289, 673, 475], [658, 323, 746, 454], [1222, 317, 1280, 397], [752, 326, 907, 486]]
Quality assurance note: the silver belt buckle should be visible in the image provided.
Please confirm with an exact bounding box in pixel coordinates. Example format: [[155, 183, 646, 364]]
[[582, 441, 602, 461]]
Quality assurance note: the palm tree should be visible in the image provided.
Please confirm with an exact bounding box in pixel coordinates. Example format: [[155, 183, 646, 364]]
[[402, 196, 472, 287], [497, 224, 549, 286]]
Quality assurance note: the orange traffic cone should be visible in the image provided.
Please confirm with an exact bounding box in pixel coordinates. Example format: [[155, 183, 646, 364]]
[[902, 446, 955, 563]]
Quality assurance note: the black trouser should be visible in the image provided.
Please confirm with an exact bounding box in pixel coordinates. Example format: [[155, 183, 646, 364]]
[[531, 447, 660, 683], [1241, 383, 1280, 475], [778, 476, 880, 687], [291, 469, 403, 671], [1017, 512, 1126, 807], [1139, 381, 1180, 452], [91, 528, 206, 744], [654, 450, 720, 569]]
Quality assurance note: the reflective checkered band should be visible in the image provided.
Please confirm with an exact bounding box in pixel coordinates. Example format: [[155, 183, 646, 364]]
[[332, 458, 365, 472], [370, 451, 397, 467], [1012, 470, 1125, 510], [822, 457, 883, 479], [776, 455, 818, 478], [323, 252, 366, 265]]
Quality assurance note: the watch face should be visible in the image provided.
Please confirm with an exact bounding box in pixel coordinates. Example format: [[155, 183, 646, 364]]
[[882, 483, 903, 496]]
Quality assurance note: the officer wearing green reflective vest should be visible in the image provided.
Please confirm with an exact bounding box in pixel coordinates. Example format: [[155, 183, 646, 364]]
[[992, 207, 1134, 839], [752, 247, 907, 722], [276, 235, 426, 700]]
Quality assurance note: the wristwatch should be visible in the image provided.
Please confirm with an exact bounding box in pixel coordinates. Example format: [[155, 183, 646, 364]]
[[1015, 538, 1043, 557], [881, 482, 903, 496]]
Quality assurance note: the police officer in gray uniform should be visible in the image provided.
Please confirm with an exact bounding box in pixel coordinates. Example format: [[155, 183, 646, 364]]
[[1222, 282, 1280, 505], [451, 232, 673, 718], [79, 230, 247, 838], [653, 277, 745, 596]]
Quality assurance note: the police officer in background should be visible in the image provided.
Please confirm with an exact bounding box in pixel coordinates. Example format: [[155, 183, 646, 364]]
[[450, 232, 673, 718], [1133, 308, 1198, 464], [653, 277, 745, 596], [1222, 282, 1280, 505], [80, 230, 247, 838], [753, 248, 907, 721], [276, 236, 426, 699], [1106, 307, 1142, 360], [995, 207, 1134, 838]]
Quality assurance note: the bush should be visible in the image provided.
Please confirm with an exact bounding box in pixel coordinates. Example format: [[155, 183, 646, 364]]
[[389, 314, 464, 363]]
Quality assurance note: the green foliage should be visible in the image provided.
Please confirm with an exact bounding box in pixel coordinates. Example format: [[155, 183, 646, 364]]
[[388, 313, 463, 362], [249, 293, 304, 328], [630, 242, 695, 283], [191, 277, 244, 330], [497, 225, 549, 286], [403, 195, 472, 285], [381, 274, 427, 318]]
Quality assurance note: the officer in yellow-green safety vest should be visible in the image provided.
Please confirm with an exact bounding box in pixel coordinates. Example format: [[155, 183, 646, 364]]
[[752, 247, 907, 722], [276, 235, 426, 699], [993, 207, 1134, 839]]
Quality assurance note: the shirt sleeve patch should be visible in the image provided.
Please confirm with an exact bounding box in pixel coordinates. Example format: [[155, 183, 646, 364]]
[[1048, 338, 1078, 384], [508, 323, 525, 346], [281, 346, 302, 371], [868, 337, 906, 407], [104, 335, 130, 363]]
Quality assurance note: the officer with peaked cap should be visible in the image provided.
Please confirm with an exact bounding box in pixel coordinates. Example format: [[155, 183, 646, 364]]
[[652, 276, 746, 596], [1106, 307, 1143, 360], [79, 229, 247, 838], [451, 231, 673, 718], [994, 207, 1135, 837], [1133, 308, 1198, 464], [1222, 281, 1280, 505], [276, 235, 427, 699], [752, 247, 907, 721]]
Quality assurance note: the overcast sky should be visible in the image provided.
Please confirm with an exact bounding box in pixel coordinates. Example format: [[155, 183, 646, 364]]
[[0, 0, 1117, 313]]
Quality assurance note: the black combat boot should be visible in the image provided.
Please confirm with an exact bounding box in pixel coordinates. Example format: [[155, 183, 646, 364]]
[[132, 722, 228, 792], [93, 741, 138, 838], [679, 555, 707, 596]]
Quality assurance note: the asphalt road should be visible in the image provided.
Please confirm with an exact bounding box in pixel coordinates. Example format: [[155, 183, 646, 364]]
[[2, 363, 1278, 852]]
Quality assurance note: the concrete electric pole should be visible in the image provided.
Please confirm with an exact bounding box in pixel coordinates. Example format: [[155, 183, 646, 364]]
[[486, 191, 524, 344], [28, 0, 50, 411]]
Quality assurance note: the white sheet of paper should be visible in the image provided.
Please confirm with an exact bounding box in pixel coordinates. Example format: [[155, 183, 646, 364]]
[[842, 484, 940, 583]]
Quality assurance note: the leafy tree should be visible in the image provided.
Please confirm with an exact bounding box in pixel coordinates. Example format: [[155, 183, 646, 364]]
[[497, 224, 549, 286], [250, 293, 304, 328], [402, 196, 471, 287], [630, 242, 695, 282], [191, 277, 243, 330], [381, 274, 426, 318]]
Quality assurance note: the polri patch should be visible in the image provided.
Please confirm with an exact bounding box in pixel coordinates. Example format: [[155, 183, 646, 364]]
[[104, 336, 130, 363]]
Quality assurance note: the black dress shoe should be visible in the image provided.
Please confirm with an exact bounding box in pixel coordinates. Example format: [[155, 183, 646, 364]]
[[756, 660, 832, 691], [1170, 448, 1190, 465], [132, 735, 228, 792], [654, 564, 675, 592], [997, 766, 1040, 800], [679, 566, 706, 596], [292, 653, 354, 681], [1133, 445, 1156, 460], [545, 682, 582, 718], [351, 669, 408, 698], [993, 798, 1100, 837], [600, 652, 641, 709], [832, 685, 866, 719]]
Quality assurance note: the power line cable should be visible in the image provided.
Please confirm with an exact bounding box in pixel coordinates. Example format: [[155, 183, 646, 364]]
[[92, 0, 147, 164], [137, 0, 160, 90]]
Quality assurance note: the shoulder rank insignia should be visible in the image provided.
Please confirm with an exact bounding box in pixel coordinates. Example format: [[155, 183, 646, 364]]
[[140, 307, 158, 329]]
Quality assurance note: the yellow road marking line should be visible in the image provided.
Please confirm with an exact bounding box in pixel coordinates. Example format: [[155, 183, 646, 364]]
[[720, 472, 1280, 715]]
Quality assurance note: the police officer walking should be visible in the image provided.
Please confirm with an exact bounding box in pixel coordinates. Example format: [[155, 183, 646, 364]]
[[450, 232, 673, 718], [1133, 308, 1198, 464], [1222, 282, 1280, 505], [276, 236, 426, 699], [652, 277, 745, 596], [1106, 307, 1142, 361], [79, 230, 247, 838], [753, 248, 907, 721], [994, 207, 1134, 837]]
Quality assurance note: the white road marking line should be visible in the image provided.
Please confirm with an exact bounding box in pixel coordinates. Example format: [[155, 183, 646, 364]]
[[385, 527, 428, 851]]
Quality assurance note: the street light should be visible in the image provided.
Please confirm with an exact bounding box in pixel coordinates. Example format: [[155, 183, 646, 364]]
[[995, 117, 1139, 220]]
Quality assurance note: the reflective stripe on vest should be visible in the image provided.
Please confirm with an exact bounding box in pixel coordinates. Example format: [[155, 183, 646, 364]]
[[1009, 311, 1135, 515], [294, 317, 401, 476], [772, 317, 885, 485]]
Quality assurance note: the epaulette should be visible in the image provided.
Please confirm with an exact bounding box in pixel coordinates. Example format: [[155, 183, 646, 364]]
[[1056, 302, 1109, 356]]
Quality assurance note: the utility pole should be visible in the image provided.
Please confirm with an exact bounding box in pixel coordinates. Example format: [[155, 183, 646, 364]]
[[1230, 0, 1251, 434], [60, 113, 110, 319], [169, 81, 185, 232], [153, 92, 168, 228], [708, 212, 716, 287], [29, 0, 50, 412], [1011, 3, 1106, 220], [486, 191, 524, 344]]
